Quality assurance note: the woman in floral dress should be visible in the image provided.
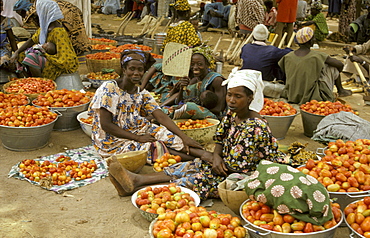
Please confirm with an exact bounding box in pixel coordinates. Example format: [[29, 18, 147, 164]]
[[107, 67, 285, 199], [88, 49, 212, 165]]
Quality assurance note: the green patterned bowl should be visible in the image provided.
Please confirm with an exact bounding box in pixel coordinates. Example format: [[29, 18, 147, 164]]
[[173, 118, 220, 145]]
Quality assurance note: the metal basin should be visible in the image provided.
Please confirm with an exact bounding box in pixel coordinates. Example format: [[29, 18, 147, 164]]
[[55, 72, 83, 91], [300, 109, 326, 138], [263, 113, 298, 140]]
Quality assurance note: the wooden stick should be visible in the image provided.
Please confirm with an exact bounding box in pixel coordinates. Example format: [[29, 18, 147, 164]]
[[120, 12, 134, 36], [213, 34, 223, 54], [228, 39, 242, 61], [150, 16, 163, 39], [225, 36, 236, 60], [287, 32, 296, 48], [270, 33, 278, 46], [116, 12, 132, 36], [278, 32, 288, 49], [162, 19, 172, 33], [229, 33, 252, 62], [349, 52, 370, 87]]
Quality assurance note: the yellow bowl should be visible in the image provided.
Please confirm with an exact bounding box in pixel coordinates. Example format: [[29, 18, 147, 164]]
[[113, 150, 148, 173], [173, 118, 220, 145]]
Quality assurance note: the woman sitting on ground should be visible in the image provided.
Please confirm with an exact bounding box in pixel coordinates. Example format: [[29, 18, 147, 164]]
[[10, 0, 78, 80], [299, 1, 328, 42], [107, 68, 286, 200], [88, 49, 214, 165]]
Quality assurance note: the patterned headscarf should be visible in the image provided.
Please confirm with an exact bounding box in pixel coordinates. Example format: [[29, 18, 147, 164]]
[[120, 49, 156, 71], [222, 67, 264, 112], [173, 0, 191, 11], [311, 1, 323, 10], [36, 0, 64, 44], [13, 0, 33, 11], [296, 27, 314, 44], [192, 45, 215, 70]]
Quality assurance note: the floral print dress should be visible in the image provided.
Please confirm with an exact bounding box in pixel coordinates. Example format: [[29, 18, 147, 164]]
[[164, 111, 284, 200], [88, 80, 184, 163]]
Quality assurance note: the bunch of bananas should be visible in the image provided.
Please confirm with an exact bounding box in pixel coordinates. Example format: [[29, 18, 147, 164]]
[[287, 142, 317, 166]]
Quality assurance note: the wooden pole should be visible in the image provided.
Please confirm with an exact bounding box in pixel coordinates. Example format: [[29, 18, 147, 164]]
[[225, 36, 236, 60], [270, 33, 278, 46], [116, 12, 132, 36], [287, 32, 296, 48], [278, 32, 288, 49], [213, 34, 223, 54]]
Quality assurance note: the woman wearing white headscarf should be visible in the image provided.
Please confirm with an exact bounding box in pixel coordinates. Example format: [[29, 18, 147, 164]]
[[106, 67, 285, 201], [10, 0, 78, 80]]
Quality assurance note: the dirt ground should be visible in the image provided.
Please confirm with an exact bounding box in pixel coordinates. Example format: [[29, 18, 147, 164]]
[[1, 14, 370, 238]]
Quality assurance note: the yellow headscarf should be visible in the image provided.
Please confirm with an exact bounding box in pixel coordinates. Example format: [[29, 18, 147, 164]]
[[173, 0, 191, 11]]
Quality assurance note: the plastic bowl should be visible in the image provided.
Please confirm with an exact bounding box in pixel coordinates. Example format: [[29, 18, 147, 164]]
[[77, 111, 92, 137], [173, 118, 220, 145], [131, 185, 201, 222]]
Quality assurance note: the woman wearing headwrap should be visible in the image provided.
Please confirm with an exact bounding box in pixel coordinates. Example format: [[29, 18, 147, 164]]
[[106, 67, 285, 200], [10, 0, 78, 80], [162, 0, 201, 48], [14, 0, 90, 55], [0, 0, 18, 66], [279, 27, 352, 105], [141, 45, 226, 120], [88, 49, 211, 166], [299, 1, 329, 42]]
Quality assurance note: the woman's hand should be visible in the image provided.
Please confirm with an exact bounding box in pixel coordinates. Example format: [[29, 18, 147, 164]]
[[181, 136, 203, 154], [10, 51, 19, 63], [212, 154, 228, 176], [349, 55, 363, 64], [174, 77, 190, 90], [136, 133, 157, 143], [343, 45, 356, 54]]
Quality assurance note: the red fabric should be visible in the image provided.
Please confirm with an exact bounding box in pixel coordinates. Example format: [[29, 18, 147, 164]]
[[276, 0, 298, 23], [133, 1, 144, 11], [239, 24, 252, 32]]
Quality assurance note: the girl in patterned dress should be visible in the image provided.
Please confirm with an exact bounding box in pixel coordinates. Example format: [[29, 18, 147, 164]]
[[107, 67, 285, 200], [89, 49, 213, 167]]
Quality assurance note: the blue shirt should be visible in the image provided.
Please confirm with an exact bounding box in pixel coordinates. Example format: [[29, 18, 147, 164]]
[[240, 43, 292, 81]]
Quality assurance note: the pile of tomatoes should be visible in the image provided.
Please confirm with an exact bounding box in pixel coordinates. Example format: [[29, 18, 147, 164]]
[[176, 119, 215, 130], [0, 105, 57, 127], [5, 78, 56, 95], [18, 155, 98, 186], [0, 92, 28, 108], [91, 44, 117, 50], [300, 100, 357, 116], [345, 197, 370, 237], [151, 53, 163, 59], [110, 44, 152, 53], [260, 98, 297, 116], [241, 200, 342, 233], [152, 204, 246, 238], [86, 52, 121, 60], [153, 153, 181, 172], [33, 89, 93, 107], [298, 139, 370, 193], [89, 37, 117, 44], [135, 184, 196, 215], [86, 71, 120, 80]]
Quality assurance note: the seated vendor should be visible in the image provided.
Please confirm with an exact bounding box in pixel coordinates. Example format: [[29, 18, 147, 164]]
[[278, 27, 352, 105], [299, 1, 328, 42], [199, 0, 231, 32], [107, 68, 286, 200]]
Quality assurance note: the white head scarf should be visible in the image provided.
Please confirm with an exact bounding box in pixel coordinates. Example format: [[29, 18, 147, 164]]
[[222, 67, 265, 112], [36, 0, 63, 44], [1, 0, 23, 26]]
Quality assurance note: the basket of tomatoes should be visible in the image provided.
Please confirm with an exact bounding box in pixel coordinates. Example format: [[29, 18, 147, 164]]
[[0, 105, 59, 151], [240, 199, 343, 238], [3, 77, 57, 100], [173, 118, 220, 145], [299, 100, 357, 137], [32, 89, 93, 131], [85, 52, 122, 75], [109, 44, 152, 53], [0, 92, 29, 108], [89, 37, 117, 46], [260, 98, 298, 140], [85, 70, 120, 88]]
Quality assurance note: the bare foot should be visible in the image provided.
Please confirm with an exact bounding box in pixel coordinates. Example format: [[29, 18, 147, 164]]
[[338, 89, 352, 97], [106, 156, 136, 194], [108, 175, 132, 197]]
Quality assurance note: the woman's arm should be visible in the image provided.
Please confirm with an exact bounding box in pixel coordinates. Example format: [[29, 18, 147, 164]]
[[140, 66, 157, 90], [210, 76, 226, 115], [10, 38, 35, 63], [100, 108, 156, 143]]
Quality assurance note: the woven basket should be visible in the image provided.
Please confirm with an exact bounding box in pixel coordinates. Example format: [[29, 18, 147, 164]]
[[86, 58, 122, 75], [89, 38, 118, 46], [3, 78, 57, 101]]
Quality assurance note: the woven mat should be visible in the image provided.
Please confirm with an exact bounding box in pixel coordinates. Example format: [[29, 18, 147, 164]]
[[8, 145, 108, 194]]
